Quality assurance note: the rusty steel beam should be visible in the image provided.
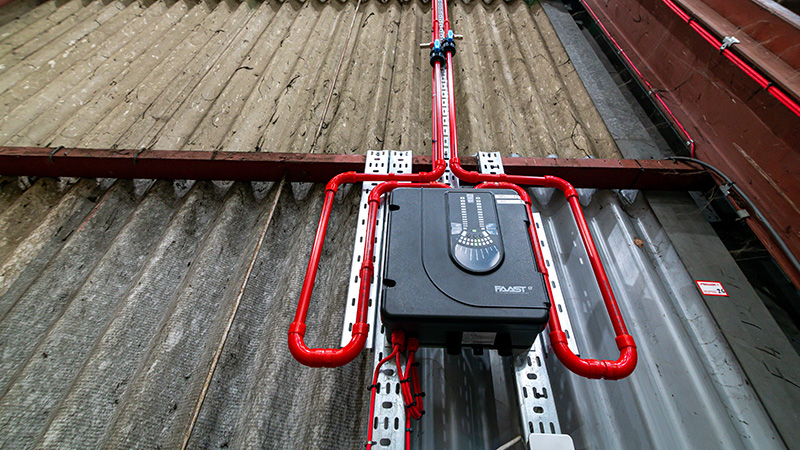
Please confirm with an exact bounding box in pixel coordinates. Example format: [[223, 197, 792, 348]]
[[0, 147, 712, 191]]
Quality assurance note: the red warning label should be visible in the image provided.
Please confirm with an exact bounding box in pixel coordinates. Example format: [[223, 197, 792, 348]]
[[695, 280, 728, 297]]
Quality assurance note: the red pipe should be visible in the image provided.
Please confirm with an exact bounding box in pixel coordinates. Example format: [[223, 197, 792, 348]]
[[474, 182, 636, 379], [288, 180, 447, 368]]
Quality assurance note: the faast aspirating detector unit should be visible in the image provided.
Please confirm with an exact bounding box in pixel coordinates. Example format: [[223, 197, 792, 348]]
[[380, 187, 551, 355]]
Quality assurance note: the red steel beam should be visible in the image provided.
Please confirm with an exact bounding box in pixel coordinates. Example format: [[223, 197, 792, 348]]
[[0, 147, 711, 191]]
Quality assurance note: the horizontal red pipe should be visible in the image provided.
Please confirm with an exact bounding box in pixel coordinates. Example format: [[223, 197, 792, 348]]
[[0, 147, 712, 191]]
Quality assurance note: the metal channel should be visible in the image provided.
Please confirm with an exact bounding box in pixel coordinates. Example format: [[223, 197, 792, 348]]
[[514, 336, 562, 436], [531, 213, 579, 355], [437, 0, 458, 188], [477, 152, 573, 448], [369, 151, 412, 450], [439, 71, 457, 188], [341, 150, 389, 348]]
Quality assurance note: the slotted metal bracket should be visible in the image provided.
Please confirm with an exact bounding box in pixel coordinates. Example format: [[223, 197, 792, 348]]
[[341, 150, 389, 348], [531, 213, 579, 356], [369, 336, 407, 450], [476, 152, 574, 449], [515, 337, 561, 436], [439, 37, 458, 188], [367, 151, 412, 450], [478, 151, 504, 174]]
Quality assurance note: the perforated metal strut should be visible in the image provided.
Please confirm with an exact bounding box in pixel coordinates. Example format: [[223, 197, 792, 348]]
[[366, 151, 412, 450], [477, 152, 575, 450]]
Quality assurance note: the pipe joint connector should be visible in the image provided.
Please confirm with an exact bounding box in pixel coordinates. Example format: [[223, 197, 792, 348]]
[[352, 322, 369, 336], [289, 321, 307, 337], [326, 172, 356, 192], [430, 39, 445, 67], [615, 334, 636, 350]]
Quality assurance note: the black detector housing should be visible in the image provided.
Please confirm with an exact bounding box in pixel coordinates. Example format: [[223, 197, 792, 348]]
[[381, 188, 550, 355]]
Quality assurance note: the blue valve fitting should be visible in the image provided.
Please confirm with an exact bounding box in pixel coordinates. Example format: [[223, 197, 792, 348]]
[[443, 30, 456, 55], [430, 39, 445, 67]]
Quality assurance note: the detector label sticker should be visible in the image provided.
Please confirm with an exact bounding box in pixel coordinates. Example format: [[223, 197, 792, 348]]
[[695, 280, 728, 297], [462, 331, 497, 346]]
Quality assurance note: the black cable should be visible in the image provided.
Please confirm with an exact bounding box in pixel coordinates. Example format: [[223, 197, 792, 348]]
[[669, 156, 800, 277]]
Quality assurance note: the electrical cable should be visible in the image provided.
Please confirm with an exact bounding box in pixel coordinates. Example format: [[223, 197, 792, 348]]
[[669, 156, 800, 278], [366, 336, 402, 450]]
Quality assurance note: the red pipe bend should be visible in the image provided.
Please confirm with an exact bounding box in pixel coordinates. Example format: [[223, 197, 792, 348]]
[[473, 179, 637, 380], [289, 175, 448, 368], [550, 330, 637, 380], [288, 322, 369, 368]]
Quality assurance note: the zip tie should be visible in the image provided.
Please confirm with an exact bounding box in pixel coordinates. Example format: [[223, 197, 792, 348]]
[[366, 384, 379, 391]]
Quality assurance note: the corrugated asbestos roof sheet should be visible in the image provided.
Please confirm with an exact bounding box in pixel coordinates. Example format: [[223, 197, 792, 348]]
[[0, 0, 618, 158], [0, 177, 373, 448]]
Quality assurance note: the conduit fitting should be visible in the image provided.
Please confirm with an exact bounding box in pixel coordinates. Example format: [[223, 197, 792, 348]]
[[406, 337, 420, 352], [288, 322, 369, 368], [543, 175, 578, 199], [430, 39, 445, 67], [326, 172, 356, 192], [391, 330, 406, 350], [443, 30, 456, 55], [549, 331, 637, 380]]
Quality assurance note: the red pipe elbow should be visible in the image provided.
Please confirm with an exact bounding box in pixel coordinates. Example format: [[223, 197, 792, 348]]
[[288, 322, 369, 367], [549, 330, 637, 380]]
